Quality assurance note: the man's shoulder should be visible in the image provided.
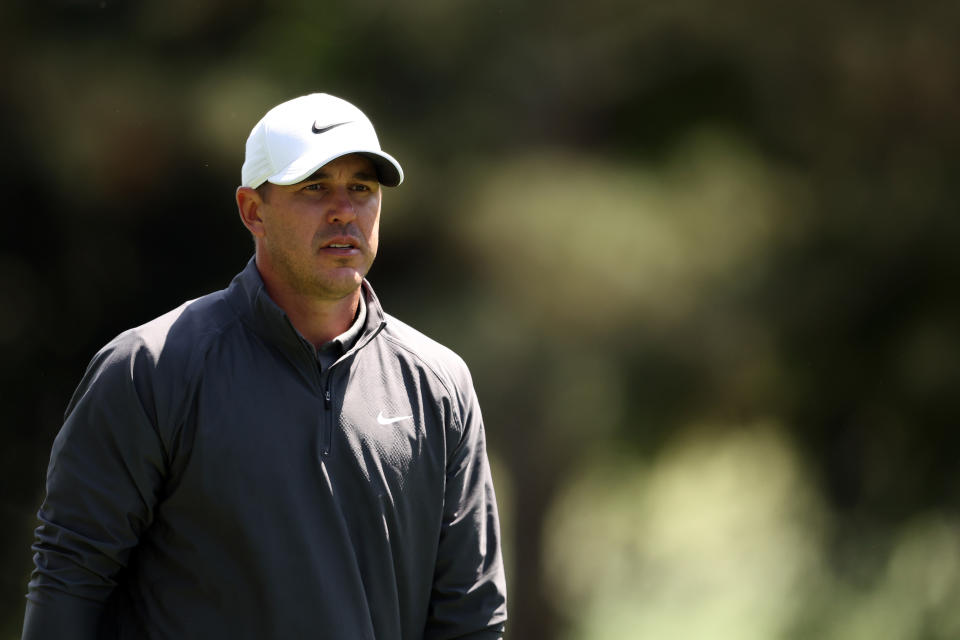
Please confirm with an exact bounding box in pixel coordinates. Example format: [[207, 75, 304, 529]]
[[66, 287, 243, 424], [378, 312, 473, 388], [99, 287, 240, 376]]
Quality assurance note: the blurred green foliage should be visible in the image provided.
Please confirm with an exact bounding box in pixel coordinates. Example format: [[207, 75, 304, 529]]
[[3, 1, 959, 638]]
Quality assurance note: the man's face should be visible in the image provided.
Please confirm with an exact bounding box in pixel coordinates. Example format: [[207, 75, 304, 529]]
[[252, 153, 382, 301]]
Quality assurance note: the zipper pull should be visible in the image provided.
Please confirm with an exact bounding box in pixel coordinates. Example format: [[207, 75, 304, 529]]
[[324, 389, 331, 409]]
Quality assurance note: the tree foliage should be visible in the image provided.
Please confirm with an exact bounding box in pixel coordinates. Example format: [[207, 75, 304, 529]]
[[3, 1, 959, 637]]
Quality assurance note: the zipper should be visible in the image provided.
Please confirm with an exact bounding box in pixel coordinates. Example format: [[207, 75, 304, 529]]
[[319, 367, 334, 457], [315, 322, 384, 459]]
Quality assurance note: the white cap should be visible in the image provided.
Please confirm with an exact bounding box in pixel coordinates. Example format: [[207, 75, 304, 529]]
[[241, 93, 403, 188]]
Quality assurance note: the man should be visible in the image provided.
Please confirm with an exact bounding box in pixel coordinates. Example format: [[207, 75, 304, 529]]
[[23, 93, 507, 640]]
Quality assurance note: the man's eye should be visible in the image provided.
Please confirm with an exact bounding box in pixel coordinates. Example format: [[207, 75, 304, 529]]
[[350, 184, 370, 192], [303, 183, 324, 192]]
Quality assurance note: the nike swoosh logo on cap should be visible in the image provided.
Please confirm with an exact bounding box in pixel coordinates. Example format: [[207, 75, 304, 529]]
[[377, 411, 413, 426], [312, 121, 351, 134]]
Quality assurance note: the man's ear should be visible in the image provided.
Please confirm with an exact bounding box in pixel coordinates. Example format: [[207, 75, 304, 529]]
[[236, 186, 266, 238]]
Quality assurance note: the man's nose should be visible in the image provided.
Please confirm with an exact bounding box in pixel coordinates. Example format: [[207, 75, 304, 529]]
[[326, 187, 357, 225]]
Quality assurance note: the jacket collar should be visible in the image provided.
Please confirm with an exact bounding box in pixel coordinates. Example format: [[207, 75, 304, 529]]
[[227, 256, 387, 364]]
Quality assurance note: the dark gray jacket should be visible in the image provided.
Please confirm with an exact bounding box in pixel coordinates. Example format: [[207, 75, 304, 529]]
[[23, 259, 507, 640]]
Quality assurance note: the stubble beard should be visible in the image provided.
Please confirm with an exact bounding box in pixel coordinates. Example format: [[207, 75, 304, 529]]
[[279, 246, 372, 303]]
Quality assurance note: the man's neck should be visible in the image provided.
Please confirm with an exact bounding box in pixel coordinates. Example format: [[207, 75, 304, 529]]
[[258, 275, 362, 348], [275, 288, 361, 349]]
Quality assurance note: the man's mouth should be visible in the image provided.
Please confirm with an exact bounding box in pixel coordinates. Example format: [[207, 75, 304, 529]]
[[320, 237, 362, 254]]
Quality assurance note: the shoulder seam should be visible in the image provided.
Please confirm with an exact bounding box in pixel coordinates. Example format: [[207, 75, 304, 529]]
[[379, 332, 464, 434]]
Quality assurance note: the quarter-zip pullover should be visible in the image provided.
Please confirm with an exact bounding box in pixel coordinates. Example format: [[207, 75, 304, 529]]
[[24, 258, 507, 640]]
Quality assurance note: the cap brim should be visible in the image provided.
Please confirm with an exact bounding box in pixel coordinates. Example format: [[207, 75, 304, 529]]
[[268, 149, 403, 188]]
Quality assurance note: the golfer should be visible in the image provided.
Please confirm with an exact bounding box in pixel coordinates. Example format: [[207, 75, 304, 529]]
[[22, 93, 507, 640]]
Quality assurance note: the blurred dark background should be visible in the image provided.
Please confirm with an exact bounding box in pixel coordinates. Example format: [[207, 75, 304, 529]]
[[3, 1, 960, 638]]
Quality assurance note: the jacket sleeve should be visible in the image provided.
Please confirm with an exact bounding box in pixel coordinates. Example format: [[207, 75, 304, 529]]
[[425, 366, 508, 640], [22, 337, 168, 640]]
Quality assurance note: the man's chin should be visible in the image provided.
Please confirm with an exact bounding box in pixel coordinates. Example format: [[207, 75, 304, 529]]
[[309, 270, 366, 300]]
